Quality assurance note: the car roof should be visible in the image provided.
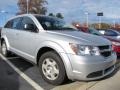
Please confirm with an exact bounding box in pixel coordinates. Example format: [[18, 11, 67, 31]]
[[5, 14, 61, 24]]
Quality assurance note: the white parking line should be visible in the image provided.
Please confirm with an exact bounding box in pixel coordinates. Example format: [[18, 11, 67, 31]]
[[0, 54, 44, 90], [7, 57, 20, 60]]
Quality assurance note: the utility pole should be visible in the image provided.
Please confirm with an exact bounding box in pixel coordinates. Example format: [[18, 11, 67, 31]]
[[98, 16, 102, 29], [85, 12, 89, 28], [97, 12, 103, 29], [113, 20, 116, 28], [26, 0, 29, 14]]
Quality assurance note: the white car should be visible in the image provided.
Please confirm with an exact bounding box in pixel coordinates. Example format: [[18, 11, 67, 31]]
[[1, 14, 117, 85]]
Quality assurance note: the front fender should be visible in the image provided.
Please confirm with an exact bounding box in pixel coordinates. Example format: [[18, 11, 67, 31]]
[[35, 41, 74, 79]]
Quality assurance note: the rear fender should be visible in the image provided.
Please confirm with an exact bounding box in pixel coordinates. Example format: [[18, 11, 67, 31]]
[[1, 36, 10, 50]]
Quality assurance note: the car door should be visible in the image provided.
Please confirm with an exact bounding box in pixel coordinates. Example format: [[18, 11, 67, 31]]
[[14, 16, 40, 62], [3, 17, 22, 51]]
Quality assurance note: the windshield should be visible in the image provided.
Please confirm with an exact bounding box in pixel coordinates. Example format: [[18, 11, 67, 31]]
[[35, 16, 77, 31], [88, 28, 102, 36], [99, 29, 120, 36]]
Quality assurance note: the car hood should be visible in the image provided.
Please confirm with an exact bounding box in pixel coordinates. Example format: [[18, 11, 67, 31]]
[[104, 36, 120, 42], [47, 30, 111, 46]]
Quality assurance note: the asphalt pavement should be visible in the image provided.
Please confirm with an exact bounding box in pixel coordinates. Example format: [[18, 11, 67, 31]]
[[0, 54, 75, 90], [0, 54, 120, 90], [0, 56, 35, 90]]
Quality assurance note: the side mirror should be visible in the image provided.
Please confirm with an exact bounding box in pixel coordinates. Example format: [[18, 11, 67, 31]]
[[24, 23, 37, 31]]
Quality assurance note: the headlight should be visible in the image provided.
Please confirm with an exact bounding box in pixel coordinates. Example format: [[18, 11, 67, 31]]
[[112, 41, 120, 46], [69, 43, 100, 56]]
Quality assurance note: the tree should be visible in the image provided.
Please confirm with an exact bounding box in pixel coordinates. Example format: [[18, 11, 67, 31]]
[[111, 23, 120, 31], [48, 13, 64, 19], [48, 13, 55, 17], [91, 23, 111, 30], [17, 0, 47, 15], [56, 13, 64, 19]]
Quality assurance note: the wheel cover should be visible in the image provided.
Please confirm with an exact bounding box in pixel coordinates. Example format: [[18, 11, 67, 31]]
[[42, 58, 59, 80], [2, 43, 7, 55]]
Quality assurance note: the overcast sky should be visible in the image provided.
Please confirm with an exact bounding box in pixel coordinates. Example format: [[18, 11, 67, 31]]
[[0, 0, 120, 27]]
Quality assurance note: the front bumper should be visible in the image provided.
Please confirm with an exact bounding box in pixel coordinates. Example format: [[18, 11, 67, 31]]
[[67, 52, 117, 81]]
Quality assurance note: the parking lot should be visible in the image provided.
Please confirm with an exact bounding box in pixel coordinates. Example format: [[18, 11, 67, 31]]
[[0, 53, 83, 90], [1, 0, 120, 90], [0, 53, 120, 90], [0, 54, 56, 90]]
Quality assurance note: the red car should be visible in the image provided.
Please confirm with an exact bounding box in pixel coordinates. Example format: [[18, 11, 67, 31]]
[[104, 36, 120, 56], [76, 27, 120, 56]]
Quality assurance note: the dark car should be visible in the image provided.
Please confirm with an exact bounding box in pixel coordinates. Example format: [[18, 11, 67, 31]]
[[98, 29, 120, 40], [104, 36, 120, 56]]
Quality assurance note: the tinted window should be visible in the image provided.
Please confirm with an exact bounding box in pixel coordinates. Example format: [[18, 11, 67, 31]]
[[35, 16, 77, 31], [4, 17, 22, 30], [4, 20, 13, 28], [21, 17, 37, 32], [12, 17, 22, 29]]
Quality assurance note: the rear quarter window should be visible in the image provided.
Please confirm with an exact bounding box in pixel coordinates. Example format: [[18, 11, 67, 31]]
[[4, 20, 13, 28]]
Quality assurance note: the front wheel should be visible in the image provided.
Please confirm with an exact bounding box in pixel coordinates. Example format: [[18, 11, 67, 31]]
[[39, 51, 67, 85]]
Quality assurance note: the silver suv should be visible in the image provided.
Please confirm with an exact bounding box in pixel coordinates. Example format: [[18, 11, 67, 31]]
[[1, 14, 117, 85]]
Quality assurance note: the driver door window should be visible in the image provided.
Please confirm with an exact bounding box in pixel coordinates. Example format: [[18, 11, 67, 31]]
[[21, 17, 37, 32]]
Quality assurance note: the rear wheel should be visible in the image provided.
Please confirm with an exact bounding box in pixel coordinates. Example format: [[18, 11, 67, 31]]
[[1, 41, 10, 57], [39, 51, 67, 85]]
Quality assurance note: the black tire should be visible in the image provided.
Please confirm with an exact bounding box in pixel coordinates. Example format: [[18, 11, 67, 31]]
[[1, 41, 10, 57], [39, 51, 67, 85]]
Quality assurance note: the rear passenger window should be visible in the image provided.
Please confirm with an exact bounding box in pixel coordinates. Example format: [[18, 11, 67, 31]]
[[4, 17, 22, 30], [4, 17, 37, 32], [12, 17, 22, 30]]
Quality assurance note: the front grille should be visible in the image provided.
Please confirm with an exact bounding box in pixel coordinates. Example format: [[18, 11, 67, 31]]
[[98, 45, 109, 50], [98, 45, 112, 57], [87, 65, 114, 78], [101, 51, 111, 57]]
